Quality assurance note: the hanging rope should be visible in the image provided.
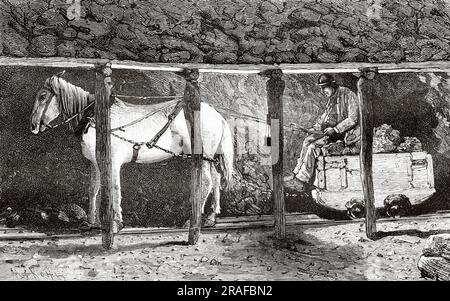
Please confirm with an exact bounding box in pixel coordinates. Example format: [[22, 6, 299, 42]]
[[112, 94, 183, 99], [110, 91, 323, 135], [213, 106, 322, 134]]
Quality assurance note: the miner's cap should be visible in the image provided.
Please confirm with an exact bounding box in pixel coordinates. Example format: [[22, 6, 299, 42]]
[[317, 73, 337, 86]]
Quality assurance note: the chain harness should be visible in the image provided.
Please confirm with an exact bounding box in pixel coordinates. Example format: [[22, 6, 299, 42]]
[[41, 78, 218, 164], [45, 85, 312, 165], [85, 99, 218, 163]]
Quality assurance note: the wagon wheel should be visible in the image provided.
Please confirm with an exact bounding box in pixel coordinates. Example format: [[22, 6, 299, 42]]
[[345, 198, 366, 219], [384, 194, 412, 218]]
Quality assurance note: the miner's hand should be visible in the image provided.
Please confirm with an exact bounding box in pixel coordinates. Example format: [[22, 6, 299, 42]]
[[312, 124, 322, 131], [323, 127, 336, 136]]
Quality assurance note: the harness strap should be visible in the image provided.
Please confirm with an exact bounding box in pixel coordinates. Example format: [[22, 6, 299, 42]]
[[131, 144, 141, 163], [92, 100, 217, 163], [110, 100, 178, 132], [146, 101, 184, 149], [126, 100, 184, 163], [49, 102, 95, 130]]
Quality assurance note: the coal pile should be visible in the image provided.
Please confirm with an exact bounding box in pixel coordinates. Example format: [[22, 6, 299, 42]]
[[322, 124, 423, 156], [398, 137, 423, 153], [373, 124, 423, 153], [373, 124, 403, 153]]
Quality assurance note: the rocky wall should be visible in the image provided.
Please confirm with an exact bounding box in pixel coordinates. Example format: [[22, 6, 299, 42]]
[[1, 0, 450, 63]]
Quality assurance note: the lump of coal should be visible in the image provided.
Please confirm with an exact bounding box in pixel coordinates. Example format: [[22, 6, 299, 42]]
[[42, 203, 87, 226], [0, 207, 13, 222], [422, 234, 450, 259], [398, 137, 422, 152], [342, 144, 360, 155], [1, 208, 21, 228], [323, 141, 345, 156], [6, 213, 20, 228], [372, 124, 403, 153], [60, 203, 87, 223], [20, 207, 49, 225]]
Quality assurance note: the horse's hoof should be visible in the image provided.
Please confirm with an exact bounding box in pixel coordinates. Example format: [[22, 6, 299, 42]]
[[201, 213, 216, 228], [88, 218, 101, 226], [79, 221, 92, 231], [201, 217, 216, 228], [112, 220, 124, 234], [79, 222, 101, 233], [91, 223, 102, 230]]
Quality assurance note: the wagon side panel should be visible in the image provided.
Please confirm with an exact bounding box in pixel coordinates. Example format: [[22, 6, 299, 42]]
[[314, 152, 436, 210]]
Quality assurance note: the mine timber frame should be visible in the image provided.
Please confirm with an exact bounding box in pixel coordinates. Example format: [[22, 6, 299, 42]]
[[2, 211, 450, 242], [1, 56, 450, 248]]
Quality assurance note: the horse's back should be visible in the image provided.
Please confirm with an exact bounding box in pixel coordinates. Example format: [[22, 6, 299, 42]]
[[171, 102, 227, 156], [108, 99, 227, 156], [109, 99, 179, 128]]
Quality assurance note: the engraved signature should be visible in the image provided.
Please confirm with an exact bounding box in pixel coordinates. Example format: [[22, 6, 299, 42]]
[[10, 267, 66, 281]]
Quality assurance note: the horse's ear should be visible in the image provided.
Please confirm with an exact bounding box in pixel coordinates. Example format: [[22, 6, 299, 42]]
[[55, 70, 66, 78]]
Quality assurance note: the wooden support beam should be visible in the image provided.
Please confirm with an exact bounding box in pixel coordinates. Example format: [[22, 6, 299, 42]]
[[94, 62, 115, 249], [180, 68, 203, 245], [357, 68, 378, 240], [262, 69, 286, 239], [1, 56, 450, 74]]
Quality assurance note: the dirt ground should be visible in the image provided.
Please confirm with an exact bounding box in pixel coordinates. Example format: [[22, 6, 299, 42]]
[[0, 217, 449, 281]]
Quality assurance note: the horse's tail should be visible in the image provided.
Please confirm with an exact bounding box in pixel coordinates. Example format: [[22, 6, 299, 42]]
[[217, 118, 234, 191]]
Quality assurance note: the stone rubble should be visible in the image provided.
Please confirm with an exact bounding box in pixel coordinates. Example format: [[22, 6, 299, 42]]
[[1, 0, 449, 63]]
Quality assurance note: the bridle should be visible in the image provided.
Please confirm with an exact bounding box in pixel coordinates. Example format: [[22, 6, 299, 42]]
[[38, 84, 94, 130]]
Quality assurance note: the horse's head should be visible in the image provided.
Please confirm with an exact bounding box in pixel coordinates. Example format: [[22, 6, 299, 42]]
[[30, 71, 65, 134]]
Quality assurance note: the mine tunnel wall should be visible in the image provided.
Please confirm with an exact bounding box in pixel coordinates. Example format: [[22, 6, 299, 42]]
[[1, 68, 450, 226], [1, 0, 450, 225]]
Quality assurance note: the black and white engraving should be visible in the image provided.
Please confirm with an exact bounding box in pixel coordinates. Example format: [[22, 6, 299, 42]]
[[1, 0, 450, 283]]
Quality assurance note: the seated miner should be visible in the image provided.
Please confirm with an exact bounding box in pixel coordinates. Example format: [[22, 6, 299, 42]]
[[288, 73, 361, 191]]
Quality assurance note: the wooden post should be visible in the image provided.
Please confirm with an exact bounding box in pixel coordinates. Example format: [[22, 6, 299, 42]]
[[357, 68, 377, 239], [262, 69, 286, 239], [181, 68, 203, 245], [94, 62, 115, 249]]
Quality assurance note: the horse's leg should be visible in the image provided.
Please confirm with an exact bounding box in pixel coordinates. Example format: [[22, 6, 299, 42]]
[[81, 130, 102, 228], [203, 164, 221, 227], [111, 163, 124, 234], [183, 161, 214, 228], [88, 162, 101, 227], [210, 165, 222, 215], [200, 162, 215, 227]]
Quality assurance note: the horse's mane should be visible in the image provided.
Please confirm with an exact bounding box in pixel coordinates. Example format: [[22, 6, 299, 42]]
[[45, 76, 92, 132], [45, 75, 183, 135]]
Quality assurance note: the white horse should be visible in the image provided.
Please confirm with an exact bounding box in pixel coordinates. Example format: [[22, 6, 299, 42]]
[[29, 72, 234, 233]]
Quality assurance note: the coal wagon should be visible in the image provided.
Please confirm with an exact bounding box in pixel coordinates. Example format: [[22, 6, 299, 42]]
[[311, 151, 436, 218]]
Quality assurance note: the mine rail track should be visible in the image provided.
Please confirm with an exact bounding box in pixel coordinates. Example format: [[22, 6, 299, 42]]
[[1, 210, 450, 241]]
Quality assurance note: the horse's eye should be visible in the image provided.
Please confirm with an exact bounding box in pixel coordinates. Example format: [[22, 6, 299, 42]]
[[40, 94, 46, 101]]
